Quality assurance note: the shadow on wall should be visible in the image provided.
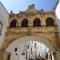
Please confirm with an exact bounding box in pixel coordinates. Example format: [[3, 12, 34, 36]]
[[56, 19, 60, 38]]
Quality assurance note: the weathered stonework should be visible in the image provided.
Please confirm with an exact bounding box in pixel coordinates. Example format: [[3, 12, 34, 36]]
[[0, 3, 60, 60]]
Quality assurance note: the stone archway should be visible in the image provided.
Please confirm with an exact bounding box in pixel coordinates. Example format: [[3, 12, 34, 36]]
[[3, 36, 56, 60]]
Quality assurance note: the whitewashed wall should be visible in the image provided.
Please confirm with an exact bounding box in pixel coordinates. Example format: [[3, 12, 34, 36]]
[[0, 2, 9, 48], [55, 1, 60, 38]]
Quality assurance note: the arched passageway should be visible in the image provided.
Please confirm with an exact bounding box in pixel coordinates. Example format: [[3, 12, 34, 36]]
[[4, 36, 55, 60]]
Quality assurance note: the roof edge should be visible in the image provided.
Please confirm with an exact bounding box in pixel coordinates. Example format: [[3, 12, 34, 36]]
[[0, 1, 9, 15], [52, 0, 59, 11]]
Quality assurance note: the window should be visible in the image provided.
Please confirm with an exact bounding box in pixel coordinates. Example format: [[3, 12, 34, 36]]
[[10, 19, 17, 28], [21, 52, 25, 55], [46, 17, 54, 26], [33, 18, 41, 27], [15, 48, 17, 52], [0, 21, 2, 35], [21, 19, 28, 27]]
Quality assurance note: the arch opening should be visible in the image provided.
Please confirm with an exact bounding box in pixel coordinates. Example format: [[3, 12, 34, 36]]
[[10, 19, 17, 28], [4, 36, 55, 60], [33, 18, 41, 27], [46, 17, 54, 26], [21, 19, 28, 27]]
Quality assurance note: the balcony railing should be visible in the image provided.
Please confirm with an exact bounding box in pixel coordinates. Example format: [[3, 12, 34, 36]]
[[7, 25, 58, 33]]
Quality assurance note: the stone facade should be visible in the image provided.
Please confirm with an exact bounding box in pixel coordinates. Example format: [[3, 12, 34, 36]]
[[0, 1, 60, 60]]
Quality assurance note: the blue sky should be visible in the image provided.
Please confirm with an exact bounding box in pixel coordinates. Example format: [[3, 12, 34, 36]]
[[0, 0, 58, 13]]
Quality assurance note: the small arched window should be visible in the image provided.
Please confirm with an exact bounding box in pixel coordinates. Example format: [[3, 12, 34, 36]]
[[46, 17, 54, 26], [15, 48, 17, 52], [21, 19, 28, 27], [33, 18, 41, 27], [10, 19, 17, 28]]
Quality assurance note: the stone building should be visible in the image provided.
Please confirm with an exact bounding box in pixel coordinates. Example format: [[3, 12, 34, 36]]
[[0, 0, 60, 60]]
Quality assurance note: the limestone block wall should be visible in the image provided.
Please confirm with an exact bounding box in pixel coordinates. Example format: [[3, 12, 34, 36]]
[[1, 10, 60, 50]]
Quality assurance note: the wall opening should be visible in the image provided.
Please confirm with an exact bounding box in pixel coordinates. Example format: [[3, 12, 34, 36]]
[[10, 19, 17, 28], [33, 18, 41, 27], [0, 21, 2, 35], [21, 19, 28, 27], [5, 36, 55, 60], [46, 17, 54, 26]]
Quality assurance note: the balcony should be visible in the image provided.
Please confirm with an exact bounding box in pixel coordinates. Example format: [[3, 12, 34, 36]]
[[7, 25, 58, 34]]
